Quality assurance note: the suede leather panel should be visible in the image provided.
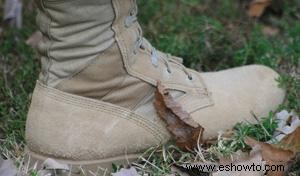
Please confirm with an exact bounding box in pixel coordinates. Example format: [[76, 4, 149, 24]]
[[190, 65, 285, 138], [26, 82, 170, 161]]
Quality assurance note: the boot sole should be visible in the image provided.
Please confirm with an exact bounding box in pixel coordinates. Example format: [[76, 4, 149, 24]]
[[26, 148, 142, 175]]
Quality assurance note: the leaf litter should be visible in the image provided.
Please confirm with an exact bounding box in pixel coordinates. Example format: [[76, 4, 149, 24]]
[[154, 81, 205, 151], [246, 0, 272, 18], [213, 145, 265, 176], [245, 137, 294, 176]]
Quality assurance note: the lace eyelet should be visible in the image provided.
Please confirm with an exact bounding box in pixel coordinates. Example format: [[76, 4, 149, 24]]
[[188, 75, 193, 80], [167, 68, 172, 73], [129, 10, 135, 16], [139, 45, 145, 50]]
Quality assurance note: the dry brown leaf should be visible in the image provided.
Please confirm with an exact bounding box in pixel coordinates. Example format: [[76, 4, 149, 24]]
[[247, 0, 272, 18], [280, 127, 300, 154], [154, 81, 204, 150], [245, 137, 294, 176], [213, 147, 265, 176]]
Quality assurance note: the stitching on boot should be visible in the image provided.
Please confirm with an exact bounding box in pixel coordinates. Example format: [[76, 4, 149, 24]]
[[36, 82, 169, 142], [45, 93, 164, 143], [54, 58, 100, 89], [54, 41, 117, 88], [38, 91, 164, 143], [54, 43, 121, 94]]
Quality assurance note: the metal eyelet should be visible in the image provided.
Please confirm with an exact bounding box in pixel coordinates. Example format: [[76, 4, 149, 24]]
[[124, 8, 136, 28], [129, 10, 135, 16], [167, 68, 172, 73], [139, 45, 145, 50]]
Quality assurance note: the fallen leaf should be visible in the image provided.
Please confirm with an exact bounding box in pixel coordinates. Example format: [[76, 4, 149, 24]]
[[245, 137, 294, 176], [112, 167, 139, 176], [26, 31, 43, 47], [247, 0, 272, 18], [213, 146, 265, 176], [176, 150, 264, 176], [280, 127, 300, 153], [286, 153, 300, 174], [154, 81, 204, 150], [0, 157, 17, 176]]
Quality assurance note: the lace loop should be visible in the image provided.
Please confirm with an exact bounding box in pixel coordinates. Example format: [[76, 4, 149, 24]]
[[124, 15, 137, 28], [151, 48, 159, 67]]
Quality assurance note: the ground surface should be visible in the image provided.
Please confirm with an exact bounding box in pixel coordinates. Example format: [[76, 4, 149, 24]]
[[0, 0, 299, 175]]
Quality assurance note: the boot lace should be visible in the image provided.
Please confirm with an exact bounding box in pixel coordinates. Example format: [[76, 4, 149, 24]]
[[124, 2, 193, 80]]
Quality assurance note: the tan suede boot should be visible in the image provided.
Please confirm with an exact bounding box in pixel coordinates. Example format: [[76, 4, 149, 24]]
[[26, 0, 285, 173]]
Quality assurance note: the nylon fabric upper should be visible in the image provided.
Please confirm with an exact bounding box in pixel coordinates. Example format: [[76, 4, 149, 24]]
[[36, 0, 115, 86]]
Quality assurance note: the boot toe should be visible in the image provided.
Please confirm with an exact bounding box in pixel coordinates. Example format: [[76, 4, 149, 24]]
[[190, 65, 285, 138]]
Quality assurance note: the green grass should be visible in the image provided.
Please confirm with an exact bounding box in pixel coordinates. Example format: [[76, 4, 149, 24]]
[[210, 112, 278, 156], [0, 0, 299, 175], [0, 29, 39, 144]]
